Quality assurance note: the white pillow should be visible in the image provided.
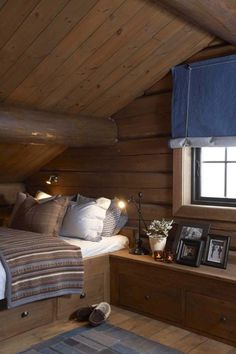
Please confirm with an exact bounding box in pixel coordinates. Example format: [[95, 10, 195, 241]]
[[59, 198, 111, 242]]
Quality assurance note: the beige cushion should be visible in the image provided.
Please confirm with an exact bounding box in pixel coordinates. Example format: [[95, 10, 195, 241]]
[[10, 194, 68, 236], [35, 190, 52, 200], [9, 192, 27, 225]]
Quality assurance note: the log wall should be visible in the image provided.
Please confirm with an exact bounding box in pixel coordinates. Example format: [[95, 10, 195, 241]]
[[26, 83, 173, 227], [26, 42, 236, 232]]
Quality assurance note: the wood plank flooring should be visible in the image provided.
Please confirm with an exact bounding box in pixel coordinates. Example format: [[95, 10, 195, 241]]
[[0, 306, 234, 354]]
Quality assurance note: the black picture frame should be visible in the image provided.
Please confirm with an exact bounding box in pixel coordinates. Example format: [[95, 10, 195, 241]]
[[173, 220, 210, 253], [203, 234, 231, 269], [176, 239, 205, 267]]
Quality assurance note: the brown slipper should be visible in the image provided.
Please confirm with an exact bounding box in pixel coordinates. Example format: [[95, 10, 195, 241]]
[[89, 302, 111, 326], [75, 304, 97, 321]]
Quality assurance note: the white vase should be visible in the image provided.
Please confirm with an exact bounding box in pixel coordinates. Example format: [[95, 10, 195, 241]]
[[149, 235, 167, 255]]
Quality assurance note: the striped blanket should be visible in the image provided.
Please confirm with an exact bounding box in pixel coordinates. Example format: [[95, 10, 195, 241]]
[[0, 227, 84, 308]]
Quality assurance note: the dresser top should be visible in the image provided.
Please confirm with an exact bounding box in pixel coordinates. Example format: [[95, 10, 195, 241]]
[[110, 249, 236, 284]]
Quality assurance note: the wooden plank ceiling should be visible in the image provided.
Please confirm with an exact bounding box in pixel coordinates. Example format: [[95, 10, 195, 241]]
[[0, 0, 216, 184], [0, 144, 66, 183], [0, 0, 213, 119]]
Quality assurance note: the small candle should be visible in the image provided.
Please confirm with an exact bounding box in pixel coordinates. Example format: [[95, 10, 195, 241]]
[[154, 250, 163, 261], [164, 250, 174, 263]]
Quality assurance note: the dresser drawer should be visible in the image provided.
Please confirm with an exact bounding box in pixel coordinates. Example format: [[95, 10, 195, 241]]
[[119, 273, 182, 323], [186, 292, 236, 343], [0, 298, 54, 341]]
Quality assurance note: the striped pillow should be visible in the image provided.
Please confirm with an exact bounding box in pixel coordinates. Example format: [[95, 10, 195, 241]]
[[101, 199, 128, 237], [113, 209, 128, 235]]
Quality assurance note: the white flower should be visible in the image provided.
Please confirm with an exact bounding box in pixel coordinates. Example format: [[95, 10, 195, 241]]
[[146, 219, 173, 238]]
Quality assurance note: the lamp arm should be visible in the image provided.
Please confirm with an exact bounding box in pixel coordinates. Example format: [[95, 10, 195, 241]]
[[127, 192, 149, 255], [131, 198, 148, 232]]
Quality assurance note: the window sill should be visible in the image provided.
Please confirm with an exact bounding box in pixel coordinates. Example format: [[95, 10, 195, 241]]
[[174, 204, 236, 222]]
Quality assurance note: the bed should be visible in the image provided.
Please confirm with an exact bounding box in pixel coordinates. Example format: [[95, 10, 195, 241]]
[[0, 227, 131, 341], [0, 192, 133, 341], [0, 233, 129, 302]]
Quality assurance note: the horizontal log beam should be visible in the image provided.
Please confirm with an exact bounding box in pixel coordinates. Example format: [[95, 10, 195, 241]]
[[0, 106, 117, 146], [158, 0, 236, 45]]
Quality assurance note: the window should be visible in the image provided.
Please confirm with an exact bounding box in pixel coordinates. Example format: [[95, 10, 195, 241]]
[[192, 147, 236, 207], [173, 148, 236, 223]]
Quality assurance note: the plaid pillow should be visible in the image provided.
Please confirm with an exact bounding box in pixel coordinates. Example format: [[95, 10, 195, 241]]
[[10, 194, 68, 236]]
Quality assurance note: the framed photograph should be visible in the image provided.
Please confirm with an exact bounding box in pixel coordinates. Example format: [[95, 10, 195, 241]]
[[176, 239, 205, 267], [173, 220, 210, 253], [203, 234, 231, 269]]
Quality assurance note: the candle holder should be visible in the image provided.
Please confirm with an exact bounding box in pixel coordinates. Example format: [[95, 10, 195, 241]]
[[154, 250, 164, 261], [163, 249, 175, 263]]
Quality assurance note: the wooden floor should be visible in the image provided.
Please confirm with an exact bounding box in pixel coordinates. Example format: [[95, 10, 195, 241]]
[[1, 306, 236, 354]]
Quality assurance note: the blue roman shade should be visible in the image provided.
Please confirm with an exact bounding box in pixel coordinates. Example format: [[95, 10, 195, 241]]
[[170, 54, 236, 148]]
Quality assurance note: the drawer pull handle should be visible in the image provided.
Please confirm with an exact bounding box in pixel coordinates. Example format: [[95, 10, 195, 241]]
[[220, 316, 227, 323], [145, 295, 150, 300], [21, 311, 29, 318]]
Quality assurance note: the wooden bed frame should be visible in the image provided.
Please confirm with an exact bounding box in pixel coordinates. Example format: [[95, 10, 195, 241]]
[[0, 227, 135, 342], [0, 253, 110, 341]]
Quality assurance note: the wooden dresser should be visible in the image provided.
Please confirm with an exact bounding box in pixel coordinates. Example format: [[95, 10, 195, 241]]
[[110, 250, 236, 346]]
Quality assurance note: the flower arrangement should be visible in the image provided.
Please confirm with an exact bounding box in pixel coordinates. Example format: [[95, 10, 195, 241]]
[[146, 218, 173, 239]]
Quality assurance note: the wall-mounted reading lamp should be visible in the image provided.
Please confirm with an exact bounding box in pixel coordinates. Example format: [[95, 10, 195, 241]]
[[46, 175, 58, 185], [118, 192, 148, 255]]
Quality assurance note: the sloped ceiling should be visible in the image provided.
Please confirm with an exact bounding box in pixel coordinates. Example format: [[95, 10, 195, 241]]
[[158, 0, 236, 45], [0, 144, 66, 183], [0, 0, 213, 119], [0, 0, 224, 183]]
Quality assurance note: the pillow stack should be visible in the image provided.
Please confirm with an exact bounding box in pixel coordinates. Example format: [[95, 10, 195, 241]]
[[9, 192, 128, 242]]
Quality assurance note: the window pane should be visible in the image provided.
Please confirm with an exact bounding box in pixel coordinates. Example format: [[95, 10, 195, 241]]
[[201, 147, 225, 162], [227, 147, 236, 161], [201, 163, 225, 197], [227, 163, 236, 198]]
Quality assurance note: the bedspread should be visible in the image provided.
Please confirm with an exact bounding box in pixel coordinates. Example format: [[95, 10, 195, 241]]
[[0, 227, 84, 308]]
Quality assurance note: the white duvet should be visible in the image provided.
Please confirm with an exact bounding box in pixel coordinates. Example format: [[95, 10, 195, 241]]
[[0, 235, 128, 300]]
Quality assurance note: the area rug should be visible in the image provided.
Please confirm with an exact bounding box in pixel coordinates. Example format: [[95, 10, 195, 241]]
[[17, 323, 183, 354]]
